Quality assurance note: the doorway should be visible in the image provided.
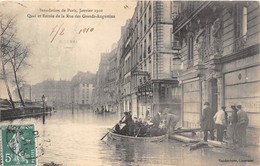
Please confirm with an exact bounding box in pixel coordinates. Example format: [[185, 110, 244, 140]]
[[209, 78, 218, 114]]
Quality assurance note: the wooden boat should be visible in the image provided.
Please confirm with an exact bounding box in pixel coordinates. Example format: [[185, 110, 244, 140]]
[[107, 129, 168, 142]]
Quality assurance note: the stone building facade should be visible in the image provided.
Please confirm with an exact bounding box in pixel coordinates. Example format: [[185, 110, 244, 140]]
[[117, 1, 181, 118], [94, 50, 118, 112], [172, 1, 260, 143], [71, 72, 96, 109]]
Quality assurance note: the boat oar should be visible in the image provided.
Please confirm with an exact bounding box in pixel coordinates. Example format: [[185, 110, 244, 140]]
[[135, 127, 142, 137], [100, 116, 125, 141]]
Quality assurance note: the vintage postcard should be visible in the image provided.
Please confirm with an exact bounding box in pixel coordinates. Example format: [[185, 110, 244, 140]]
[[0, 1, 259, 166]]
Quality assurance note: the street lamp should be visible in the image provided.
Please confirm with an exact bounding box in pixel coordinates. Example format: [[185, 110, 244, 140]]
[[72, 101, 74, 113], [42, 95, 45, 124]]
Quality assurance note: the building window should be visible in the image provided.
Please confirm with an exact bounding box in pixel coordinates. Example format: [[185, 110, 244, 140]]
[[149, 5, 152, 25], [188, 36, 194, 67], [140, 21, 143, 37], [144, 14, 147, 32], [160, 84, 166, 99], [140, 44, 143, 61], [82, 100, 84, 104], [148, 32, 152, 53], [87, 84, 89, 87], [234, 4, 248, 50], [83, 84, 85, 87], [235, 4, 248, 38], [144, 39, 147, 58]]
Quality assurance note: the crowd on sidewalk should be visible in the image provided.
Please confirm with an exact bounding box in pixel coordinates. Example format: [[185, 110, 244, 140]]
[[202, 102, 249, 148]]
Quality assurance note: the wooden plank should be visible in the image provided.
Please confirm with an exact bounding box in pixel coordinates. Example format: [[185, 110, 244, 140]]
[[189, 141, 208, 151], [169, 134, 195, 143], [173, 128, 201, 133]]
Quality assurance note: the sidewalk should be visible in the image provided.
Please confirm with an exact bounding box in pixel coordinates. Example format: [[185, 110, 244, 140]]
[[169, 129, 260, 161]]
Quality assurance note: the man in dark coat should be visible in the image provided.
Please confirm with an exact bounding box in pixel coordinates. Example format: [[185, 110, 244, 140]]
[[237, 105, 249, 147], [229, 105, 238, 145], [120, 112, 135, 136], [201, 102, 215, 141]]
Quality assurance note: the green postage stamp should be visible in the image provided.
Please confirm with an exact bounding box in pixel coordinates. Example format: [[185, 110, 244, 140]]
[[1, 124, 37, 166]]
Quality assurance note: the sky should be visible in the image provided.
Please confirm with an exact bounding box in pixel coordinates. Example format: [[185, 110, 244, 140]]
[[0, 1, 136, 85]]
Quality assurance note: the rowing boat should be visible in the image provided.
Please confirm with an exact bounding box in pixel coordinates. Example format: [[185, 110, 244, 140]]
[[107, 129, 168, 142]]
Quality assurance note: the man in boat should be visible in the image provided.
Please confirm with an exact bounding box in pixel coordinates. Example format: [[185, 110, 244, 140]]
[[134, 117, 149, 137], [149, 109, 166, 136], [119, 112, 135, 136], [101, 105, 104, 114], [163, 108, 180, 134], [151, 109, 163, 128]]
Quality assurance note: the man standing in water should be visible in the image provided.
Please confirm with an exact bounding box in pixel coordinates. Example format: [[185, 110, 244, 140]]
[[229, 105, 238, 145], [163, 108, 180, 134], [201, 102, 215, 141], [213, 106, 227, 142], [236, 105, 249, 147]]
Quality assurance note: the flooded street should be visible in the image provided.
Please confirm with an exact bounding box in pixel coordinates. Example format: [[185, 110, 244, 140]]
[[1, 110, 258, 166]]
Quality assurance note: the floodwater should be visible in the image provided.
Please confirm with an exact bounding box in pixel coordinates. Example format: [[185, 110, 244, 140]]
[[1, 110, 258, 166]]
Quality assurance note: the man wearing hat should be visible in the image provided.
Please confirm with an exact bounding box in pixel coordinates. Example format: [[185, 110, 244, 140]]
[[120, 112, 135, 136], [213, 106, 227, 142], [236, 105, 249, 147], [229, 105, 238, 145], [201, 102, 215, 141]]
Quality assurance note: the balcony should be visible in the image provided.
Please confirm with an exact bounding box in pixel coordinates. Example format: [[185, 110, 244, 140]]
[[148, 17, 151, 26], [234, 35, 247, 52], [148, 45, 151, 54], [173, 1, 210, 34], [122, 43, 131, 57]]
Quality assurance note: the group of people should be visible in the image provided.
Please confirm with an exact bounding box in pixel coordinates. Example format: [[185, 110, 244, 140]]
[[114, 108, 180, 137], [96, 105, 110, 114], [202, 102, 249, 147]]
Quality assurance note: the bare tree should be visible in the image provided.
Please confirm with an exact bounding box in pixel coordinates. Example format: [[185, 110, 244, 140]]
[[7, 41, 29, 106], [0, 15, 16, 108]]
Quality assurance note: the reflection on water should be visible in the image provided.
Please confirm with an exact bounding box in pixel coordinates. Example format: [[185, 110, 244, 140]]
[[0, 110, 257, 166]]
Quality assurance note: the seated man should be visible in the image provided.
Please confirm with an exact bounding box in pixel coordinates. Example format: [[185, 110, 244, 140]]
[[114, 123, 121, 134], [134, 118, 149, 137]]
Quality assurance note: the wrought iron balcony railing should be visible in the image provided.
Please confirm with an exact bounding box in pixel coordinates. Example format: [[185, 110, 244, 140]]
[[173, 1, 209, 33], [234, 35, 247, 52]]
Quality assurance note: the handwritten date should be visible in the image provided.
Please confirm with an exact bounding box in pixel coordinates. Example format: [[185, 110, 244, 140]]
[[50, 23, 94, 43]]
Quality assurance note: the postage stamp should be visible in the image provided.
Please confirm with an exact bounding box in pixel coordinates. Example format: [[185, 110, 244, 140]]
[[1, 124, 37, 166]]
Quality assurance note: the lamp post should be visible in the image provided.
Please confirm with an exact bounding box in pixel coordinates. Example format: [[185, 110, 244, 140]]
[[42, 95, 45, 124], [72, 101, 74, 114]]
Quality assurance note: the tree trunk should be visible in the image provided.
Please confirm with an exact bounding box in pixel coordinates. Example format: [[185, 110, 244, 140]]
[[1, 60, 15, 109], [13, 65, 25, 106]]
